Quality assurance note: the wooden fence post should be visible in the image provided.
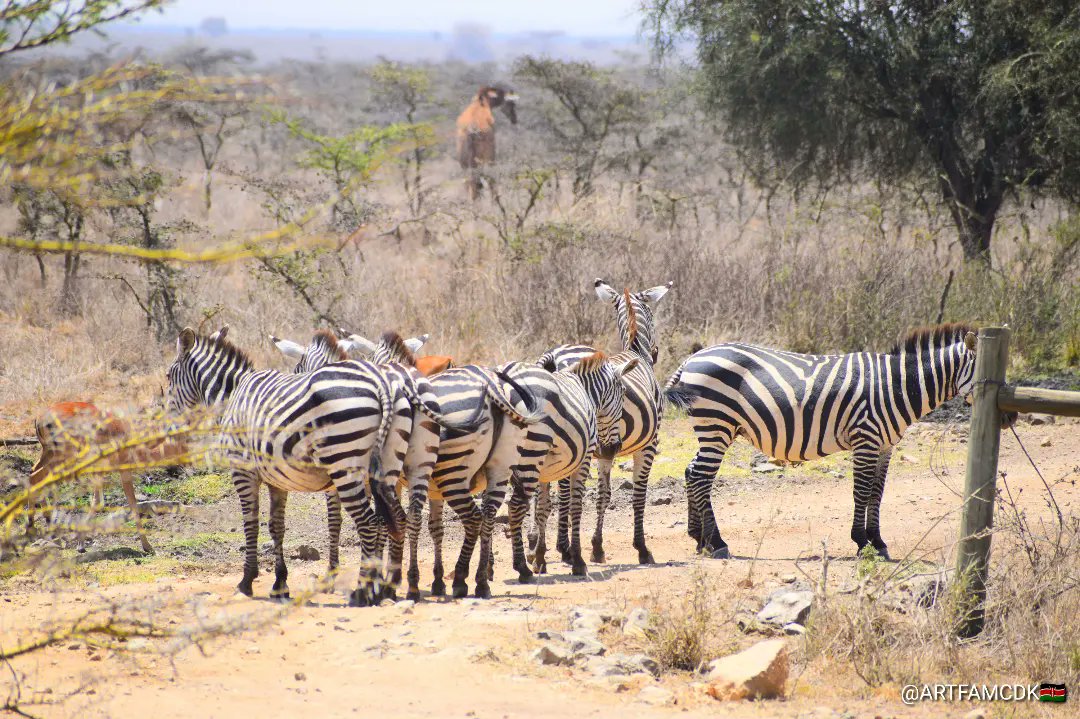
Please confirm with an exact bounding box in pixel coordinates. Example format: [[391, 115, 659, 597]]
[[955, 326, 1010, 638]]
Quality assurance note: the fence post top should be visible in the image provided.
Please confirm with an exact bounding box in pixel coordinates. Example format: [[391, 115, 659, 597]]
[[978, 326, 1009, 338]]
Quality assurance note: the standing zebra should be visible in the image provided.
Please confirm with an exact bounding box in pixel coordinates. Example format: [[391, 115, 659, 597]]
[[537, 278, 672, 566], [664, 324, 982, 560], [274, 329, 545, 599], [166, 327, 409, 606], [502, 351, 639, 580]]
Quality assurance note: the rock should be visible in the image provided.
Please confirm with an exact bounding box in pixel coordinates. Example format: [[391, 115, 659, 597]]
[[752, 463, 781, 474], [649, 491, 674, 506], [291, 545, 320, 561], [136, 499, 181, 514], [379, 598, 395, 608], [563, 630, 605, 658], [898, 573, 947, 608], [705, 639, 789, 700], [780, 574, 797, 584], [618, 478, 634, 491], [586, 653, 659, 678], [536, 630, 565, 642], [637, 686, 675, 706], [619, 461, 634, 472], [1040, 436, 1052, 447], [756, 590, 813, 627], [396, 600, 416, 613], [1027, 413, 1054, 426], [246, 645, 261, 655], [782, 623, 805, 636], [568, 606, 618, 632], [532, 644, 573, 667], [294, 672, 307, 681], [126, 638, 150, 651], [622, 607, 650, 639]]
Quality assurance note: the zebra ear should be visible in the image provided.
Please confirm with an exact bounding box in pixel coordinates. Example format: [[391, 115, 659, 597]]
[[617, 357, 640, 377], [964, 331, 977, 352], [641, 281, 673, 304], [594, 278, 619, 302], [345, 334, 378, 356], [650, 345, 659, 365], [271, 335, 306, 360], [209, 325, 229, 344], [405, 334, 429, 353], [178, 328, 196, 355]]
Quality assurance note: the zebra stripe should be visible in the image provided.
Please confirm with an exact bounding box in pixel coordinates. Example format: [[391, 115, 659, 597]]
[[167, 327, 406, 606], [664, 323, 980, 560], [536, 278, 672, 566], [501, 352, 639, 580]]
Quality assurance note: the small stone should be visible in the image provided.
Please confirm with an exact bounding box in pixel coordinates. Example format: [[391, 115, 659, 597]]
[[1027, 413, 1054, 426], [1040, 436, 1052, 447], [536, 630, 565, 642], [396, 600, 416, 612], [291, 545, 320, 561], [619, 461, 634, 472], [752, 464, 780, 474], [379, 598, 395, 607], [649, 491, 673, 506], [705, 639, 789, 701], [637, 686, 675, 706], [294, 672, 307, 681], [756, 590, 813, 627], [563, 630, 605, 658], [246, 645, 261, 654], [618, 478, 634, 491], [532, 644, 572, 667], [126, 638, 150, 651], [780, 574, 797, 584]]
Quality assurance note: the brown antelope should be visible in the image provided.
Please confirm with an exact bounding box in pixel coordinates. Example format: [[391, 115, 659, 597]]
[[456, 85, 518, 199], [29, 400, 188, 553]]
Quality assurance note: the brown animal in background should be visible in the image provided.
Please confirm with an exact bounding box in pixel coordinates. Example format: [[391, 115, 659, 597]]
[[29, 401, 188, 553], [456, 85, 518, 199]]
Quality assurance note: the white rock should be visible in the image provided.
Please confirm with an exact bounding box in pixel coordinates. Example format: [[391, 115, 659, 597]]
[[756, 590, 813, 627], [637, 686, 675, 706], [705, 639, 789, 700], [622, 607, 650, 639]]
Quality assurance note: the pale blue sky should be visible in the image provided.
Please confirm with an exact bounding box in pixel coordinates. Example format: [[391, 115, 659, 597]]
[[147, 0, 644, 36]]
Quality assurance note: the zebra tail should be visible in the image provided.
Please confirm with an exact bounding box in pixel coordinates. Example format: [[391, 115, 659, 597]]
[[486, 363, 546, 424], [369, 378, 392, 479], [663, 369, 700, 412], [536, 349, 558, 372]]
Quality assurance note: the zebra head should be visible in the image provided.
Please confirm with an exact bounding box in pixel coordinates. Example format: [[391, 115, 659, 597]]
[[168, 327, 252, 412], [955, 330, 979, 398], [568, 351, 640, 459], [337, 330, 428, 365], [594, 278, 673, 364], [271, 329, 348, 374]]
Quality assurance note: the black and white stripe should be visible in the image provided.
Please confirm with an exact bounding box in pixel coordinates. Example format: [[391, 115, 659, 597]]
[[664, 324, 980, 559], [537, 278, 672, 566], [167, 327, 407, 606]]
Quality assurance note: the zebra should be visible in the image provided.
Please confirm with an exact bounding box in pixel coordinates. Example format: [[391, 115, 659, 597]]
[[166, 326, 411, 606], [537, 278, 672, 566], [663, 323, 981, 560], [500, 351, 639, 580], [274, 329, 545, 599]]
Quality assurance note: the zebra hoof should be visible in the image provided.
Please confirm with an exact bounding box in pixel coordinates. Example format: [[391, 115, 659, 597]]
[[474, 583, 491, 600], [406, 589, 421, 602], [236, 581, 254, 597], [590, 548, 606, 564], [571, 561, 588, 577], [270, 589, 291, 602], [452, 581, 469, 599], [533, 560, 547, 575], [710, 546, 731, 560], [430, 578, 446, 597], [516, 568, 534, 584]]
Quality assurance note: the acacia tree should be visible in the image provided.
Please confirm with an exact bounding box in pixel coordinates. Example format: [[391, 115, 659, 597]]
[[370, 60, 437, 216], [647, 0, 1080, 262]]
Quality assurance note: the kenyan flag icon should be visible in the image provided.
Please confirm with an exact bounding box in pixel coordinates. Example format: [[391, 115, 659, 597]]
[[1039, 683, 1067, 703]]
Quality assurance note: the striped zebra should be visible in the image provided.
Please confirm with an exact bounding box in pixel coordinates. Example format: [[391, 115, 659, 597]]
[[663, 323, 981, 560], [166, 327, 410, 606], [501, 351, 639, 579], [275, 329, 545, 599], [537, 278, 672, 566]]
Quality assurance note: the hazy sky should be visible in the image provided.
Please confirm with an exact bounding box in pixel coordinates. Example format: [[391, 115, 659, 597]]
[[146, 0, 644, 36]]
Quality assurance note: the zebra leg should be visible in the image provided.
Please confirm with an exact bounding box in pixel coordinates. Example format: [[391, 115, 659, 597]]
[[449, 491, 482, 599], [590, 455, 613, 564], [325, 492, 342, 572], [475, 478, 509, 599], [849, 447, 878, 555], [555, 478, 571, 563], [268, 485, 290, 601], [865, 448, 893, 560], [429, 499, 446, 596], [532, 482, 552, 575], [508, 474, 535, 583], [233, 469, 261, 597], [568, 463, 589, 577], [631, 441, 658, 564], [685, 423, 734, 558], [336, 471, 384, 607]]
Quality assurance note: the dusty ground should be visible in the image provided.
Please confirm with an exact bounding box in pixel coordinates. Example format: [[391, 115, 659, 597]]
[[1, 415, 1077, 719]]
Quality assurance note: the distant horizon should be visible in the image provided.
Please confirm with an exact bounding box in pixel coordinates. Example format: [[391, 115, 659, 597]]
[[120, 22, 641, 42]]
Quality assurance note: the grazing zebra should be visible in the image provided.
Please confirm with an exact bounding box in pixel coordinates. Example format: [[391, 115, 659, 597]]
[[274, 329, 545, 599], [167, 326, 411, 605], [502, 351, 639, 580], [664, 323, 981, 560], [537, 278, 672, 566]]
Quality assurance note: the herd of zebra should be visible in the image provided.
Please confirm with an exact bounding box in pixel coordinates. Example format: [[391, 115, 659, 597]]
[[158, 278, 984, 605]]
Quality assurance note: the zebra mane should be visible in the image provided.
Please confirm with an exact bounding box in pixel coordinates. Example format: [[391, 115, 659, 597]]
[[623, 288, 639, 348], [572, 350, 609, 374], [198, 331, 253, 369], [312, 329, 347, 361], [891, 323, 977, 354], [379, 330, 417, 366]]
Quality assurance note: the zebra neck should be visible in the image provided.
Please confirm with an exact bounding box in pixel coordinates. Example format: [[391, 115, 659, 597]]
[[202, 365, 252, 406], [897, 343, 962, 420]]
